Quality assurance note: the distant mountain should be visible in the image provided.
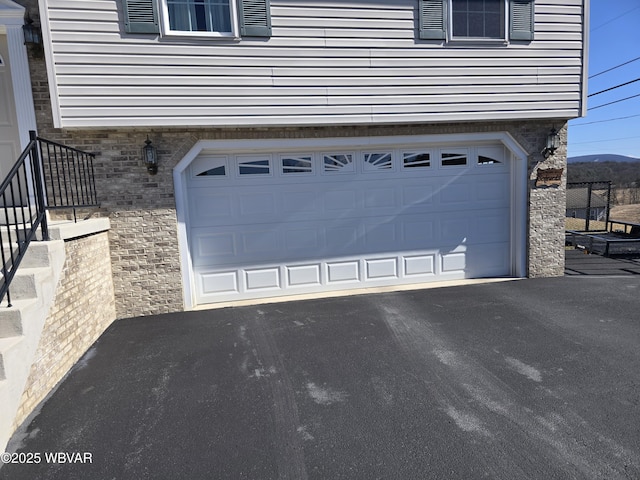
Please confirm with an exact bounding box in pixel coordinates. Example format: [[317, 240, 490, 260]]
[[568, 154, 640, 164]]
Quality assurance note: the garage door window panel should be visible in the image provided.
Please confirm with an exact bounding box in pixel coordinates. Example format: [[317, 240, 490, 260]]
[[477, 146, 506, 166], [441, 150, 468, 167], [363, 153, 393, 172], [238, 155, 271, 176], [403, 152, 431, 169], [323, 154, 355, 174], [191, 155, 228, 178], [281, 155, 313, 175]]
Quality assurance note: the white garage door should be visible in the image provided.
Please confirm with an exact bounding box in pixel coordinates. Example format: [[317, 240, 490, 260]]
[[185, 143, 512, 305]]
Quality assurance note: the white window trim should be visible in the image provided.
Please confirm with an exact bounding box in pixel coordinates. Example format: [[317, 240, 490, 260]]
[[448, 0, 508, 43], [159, 0, 239, 38]]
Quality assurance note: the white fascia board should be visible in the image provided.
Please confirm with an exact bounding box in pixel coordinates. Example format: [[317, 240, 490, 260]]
[[579, 0, 590, 117]]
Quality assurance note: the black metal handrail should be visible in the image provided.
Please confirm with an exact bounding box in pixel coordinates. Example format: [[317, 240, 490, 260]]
[[0, 131, 98, 307], [38, 135, 99, 219]]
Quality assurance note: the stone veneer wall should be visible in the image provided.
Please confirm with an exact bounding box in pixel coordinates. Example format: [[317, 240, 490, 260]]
[[31, 121, 567, 318], [12, 231, 116, 431], [18, 1, 567, 318]]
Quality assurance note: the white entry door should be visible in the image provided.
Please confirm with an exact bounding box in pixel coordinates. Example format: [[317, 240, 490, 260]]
[[185, 142, 513, 305]]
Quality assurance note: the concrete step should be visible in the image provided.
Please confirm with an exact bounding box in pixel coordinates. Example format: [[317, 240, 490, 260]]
[[7, 267, 53, 301], [1, 240, 64, 303], [0, 298, 40, 339], [0, 336, 25, 381], [2, 242, 56, 269]]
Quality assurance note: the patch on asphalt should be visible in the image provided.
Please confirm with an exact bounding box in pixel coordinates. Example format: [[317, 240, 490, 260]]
[[504, 356, 542, 382], [306, 382, 348, 405], [445, 406, 491, 437]]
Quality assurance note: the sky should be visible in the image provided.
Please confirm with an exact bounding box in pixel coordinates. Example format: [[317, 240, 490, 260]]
[[567, 0, 640, 159]]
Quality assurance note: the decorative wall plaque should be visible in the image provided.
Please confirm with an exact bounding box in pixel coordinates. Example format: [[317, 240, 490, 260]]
[[535, 168, 563, 187]]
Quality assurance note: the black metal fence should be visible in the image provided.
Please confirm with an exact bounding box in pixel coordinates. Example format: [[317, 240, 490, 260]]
[[0, 131, 98, 306], [566, 181, 612, 232]]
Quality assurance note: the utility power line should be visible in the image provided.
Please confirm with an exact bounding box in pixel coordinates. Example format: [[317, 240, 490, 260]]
[[571, 135, 640, 145], [591, 5, 640, 32], [588, 77, 640, 97], [589, 92, 640, 110], [571, 113, 640, 126], [590, 56, 640, 79]]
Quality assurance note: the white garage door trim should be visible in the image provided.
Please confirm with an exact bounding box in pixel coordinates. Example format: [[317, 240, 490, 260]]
[[174, 133, 528, 310]]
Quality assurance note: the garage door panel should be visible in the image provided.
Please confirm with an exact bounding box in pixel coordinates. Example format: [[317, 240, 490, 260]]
[[402, 185, 436, 209], [192, 231, 237, 265], [239, 191, 277, 217], [199, 270, 239, 296], [324, 189, 358, 211], [241, 229, 279, 255], [188, 191, 234, 226], [286, 264, 322, 287], [186, 143, 513, 305], [440, 180, 473, 204], [402, 217, 436, 248], [363, 220, 398, 250], [245, 267, 281, 291], [365, 257, 399, 280], [327, 260, 361, 283], [364, 188, 397, 210], [284, 227, 321, 252], [465, 243, 511, 277], [441, 250, 467, 274], [477, 179, 509, 201], [403, 254, 436, 277]]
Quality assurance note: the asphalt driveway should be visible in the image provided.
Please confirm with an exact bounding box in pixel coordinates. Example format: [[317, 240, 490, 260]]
[[1, 276, 640, 479]]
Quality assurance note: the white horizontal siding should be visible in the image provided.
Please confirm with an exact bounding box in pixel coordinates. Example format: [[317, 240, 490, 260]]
[[41, 0, 586, 128]]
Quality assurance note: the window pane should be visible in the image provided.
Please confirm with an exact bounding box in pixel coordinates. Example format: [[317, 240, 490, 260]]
[[282, 155, 313, 174], [167, 0, 231, 33], [442, 152, 467, 166], [364, 153, 393, 171], [403, 152, 431, 168], [451, 0, 504, 39], [323, 154, 354, 173], [197, 165, 226, 176]]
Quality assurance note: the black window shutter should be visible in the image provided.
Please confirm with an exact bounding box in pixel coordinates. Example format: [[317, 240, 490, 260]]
[[419, 0, 446, 40], [123, 0, 159, 34], [238, 0, 272, 37], [510, 0, 535, 41]]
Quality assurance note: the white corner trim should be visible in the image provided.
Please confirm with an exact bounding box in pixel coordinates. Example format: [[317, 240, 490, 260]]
[[38, 0, 62, 128], [173, 164, 195, 310], [4, 26, 36, 151], [580, 0, 590, 118], [0, 1, 37, 151], [174, 132, 530, 310]]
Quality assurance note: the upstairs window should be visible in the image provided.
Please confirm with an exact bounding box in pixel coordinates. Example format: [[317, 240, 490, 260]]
[[419, 0, 534, 42], [451, 0, 505, 40], [165, 0, 233, 35], [123, 0, 272, 37]]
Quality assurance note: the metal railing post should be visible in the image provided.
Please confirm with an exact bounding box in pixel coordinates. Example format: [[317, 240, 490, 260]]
[[30, 131, 49, 241], [585, 182, 592, 232]]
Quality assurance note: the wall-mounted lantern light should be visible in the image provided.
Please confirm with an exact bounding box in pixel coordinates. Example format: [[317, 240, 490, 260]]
[[142, 137, 158, 175], [23, 14, 42, 46], [542, 127, 560, 159]]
